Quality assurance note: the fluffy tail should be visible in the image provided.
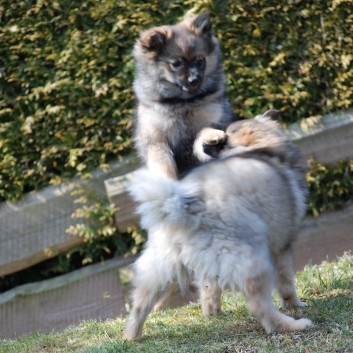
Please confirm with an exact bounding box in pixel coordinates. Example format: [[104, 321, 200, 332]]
[[128, 169, 198, 230]]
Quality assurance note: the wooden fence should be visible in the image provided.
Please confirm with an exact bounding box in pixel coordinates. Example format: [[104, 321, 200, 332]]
[[0, 109, 353, 338], [0, 157, 139, 277]]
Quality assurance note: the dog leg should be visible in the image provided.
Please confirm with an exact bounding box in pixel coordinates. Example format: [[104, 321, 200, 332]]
[[243, 267, 311, 333], [200, 278, 222, 316], [274, 247, 306, 307], [123, 248, 177, 340], [153, 282, 179, 311], [146, 144, 178, 179], [123, 277, 171, 341]]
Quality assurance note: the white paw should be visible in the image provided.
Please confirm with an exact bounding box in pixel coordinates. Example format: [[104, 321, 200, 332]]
[[295, 318, 312, 330]]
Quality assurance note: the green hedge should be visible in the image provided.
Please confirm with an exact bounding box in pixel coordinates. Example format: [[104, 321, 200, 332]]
[[1, 0, 353, 201], [217, 0, 353, 121]]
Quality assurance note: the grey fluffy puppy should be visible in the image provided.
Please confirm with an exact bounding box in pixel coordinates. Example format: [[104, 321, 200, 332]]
[[123, 111, 312, 340], [133, 12, 234, 179]]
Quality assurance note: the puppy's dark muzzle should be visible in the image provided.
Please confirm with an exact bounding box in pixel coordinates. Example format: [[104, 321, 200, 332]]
[[180, 74, 202, 93], [187, 74, 201, 87]]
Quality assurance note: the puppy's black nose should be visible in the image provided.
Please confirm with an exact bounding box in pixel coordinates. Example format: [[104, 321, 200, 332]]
[[188, 74, 200, 86]]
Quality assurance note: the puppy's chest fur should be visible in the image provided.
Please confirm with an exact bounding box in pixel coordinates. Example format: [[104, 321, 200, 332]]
[[137, 100, 223, 173]]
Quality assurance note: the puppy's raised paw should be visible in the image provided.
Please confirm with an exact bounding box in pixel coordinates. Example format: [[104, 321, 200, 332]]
[[194, 127, 227, 160], [201, 127, 227, 145]]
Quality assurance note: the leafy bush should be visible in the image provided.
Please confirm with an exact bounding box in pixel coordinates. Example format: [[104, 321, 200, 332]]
[[307, 160, 353, 217], [214, 0, 353, 121], [66, 182, 145, 257], [1, 0, 353, 201]]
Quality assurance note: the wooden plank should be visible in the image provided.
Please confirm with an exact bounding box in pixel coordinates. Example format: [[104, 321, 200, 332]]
[[0, 238, 84, 279], [104, 172, 139, 231], [0, 184, 82, 277], [289, 108, 353, 165], [0, 256, 134, 338], [0, 158, 138, 276]]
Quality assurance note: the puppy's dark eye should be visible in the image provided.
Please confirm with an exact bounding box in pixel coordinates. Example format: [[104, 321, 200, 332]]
[[170, 60, 182, 69], [195, 57, 205, 69]]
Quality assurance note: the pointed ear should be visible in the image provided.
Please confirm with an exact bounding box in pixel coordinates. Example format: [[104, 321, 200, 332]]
[[261, 109, 280, 121], [138, 26, 171, 56], [185, 12, 213, 37]]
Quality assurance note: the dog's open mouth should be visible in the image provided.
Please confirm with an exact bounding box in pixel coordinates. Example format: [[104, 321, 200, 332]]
[[176, 83, 201, 95]]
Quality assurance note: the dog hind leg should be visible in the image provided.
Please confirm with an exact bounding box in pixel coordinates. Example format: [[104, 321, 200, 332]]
[[243, 265, 311, 333], [123, 250, 178, 340], [123, 275, 174, 340], [274, 247, 306, 307], [153, 282, 179, 311]]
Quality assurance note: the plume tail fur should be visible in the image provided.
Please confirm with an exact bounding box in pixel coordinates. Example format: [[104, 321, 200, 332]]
[[129, 169, 199, 230]]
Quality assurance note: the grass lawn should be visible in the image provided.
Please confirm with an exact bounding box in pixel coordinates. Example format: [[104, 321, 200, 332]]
[[1, 252, 352, 353]]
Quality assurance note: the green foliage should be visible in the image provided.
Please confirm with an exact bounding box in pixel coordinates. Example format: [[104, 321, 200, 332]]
[[66, 182, 145, 257], [306, 160, 353, 217], [1, 0, 353, 201], [67, 184, 122, 243], [212, 0, 353, 121]]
